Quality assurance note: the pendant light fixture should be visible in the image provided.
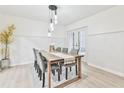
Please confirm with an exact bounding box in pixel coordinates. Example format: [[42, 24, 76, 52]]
[[48, 5, 58, 37]]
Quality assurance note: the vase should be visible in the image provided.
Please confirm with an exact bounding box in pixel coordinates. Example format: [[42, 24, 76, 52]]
[[1, 58, 10, 69]]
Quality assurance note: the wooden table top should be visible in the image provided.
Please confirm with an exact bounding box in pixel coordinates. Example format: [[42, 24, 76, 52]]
[[41, 50, 84, 62], [41, 51, 64, 62], [50, 52, 75, 60]]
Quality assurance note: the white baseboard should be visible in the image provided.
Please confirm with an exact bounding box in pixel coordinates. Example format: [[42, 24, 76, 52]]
[[88, 63, 124, 77], [10, 61, 33, 67]]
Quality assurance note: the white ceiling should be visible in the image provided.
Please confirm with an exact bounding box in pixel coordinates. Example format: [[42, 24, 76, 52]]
[[0, 5, 114, 25]]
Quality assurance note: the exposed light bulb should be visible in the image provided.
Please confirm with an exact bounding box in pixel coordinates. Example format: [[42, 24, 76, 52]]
[[50, 23, 54, 31], [54, 19, 58, 24], [54, 12, 58, 24], [51, 26, 54, 31], [50, 22, 53, 27], [48, 32, 52, 37], [49, 10, 52, 17], [51, 11, 55, 19], [54, 14, 57, 20]]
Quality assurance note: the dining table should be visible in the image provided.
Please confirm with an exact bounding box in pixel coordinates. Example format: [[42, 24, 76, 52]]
[[41, 50, 84, 88]]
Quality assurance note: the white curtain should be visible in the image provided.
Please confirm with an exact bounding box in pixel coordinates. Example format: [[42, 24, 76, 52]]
[[67, 27, 86, 54]]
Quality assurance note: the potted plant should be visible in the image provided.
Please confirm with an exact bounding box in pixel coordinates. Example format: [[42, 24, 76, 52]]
[[0, 24, 15, 69]]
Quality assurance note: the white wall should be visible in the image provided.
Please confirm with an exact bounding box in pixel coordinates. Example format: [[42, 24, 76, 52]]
[[0, 13, 66, 66], [65, 6, 124, 77]]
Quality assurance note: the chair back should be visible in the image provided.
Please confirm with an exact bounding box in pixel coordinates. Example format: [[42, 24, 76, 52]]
[[33, 48, 38, 61], [56, 47, 61, 52], [35, 50, 47, 73], [69, 48, 79, 55], [62, 48, 68, 54], [49, 45, 55, 52]]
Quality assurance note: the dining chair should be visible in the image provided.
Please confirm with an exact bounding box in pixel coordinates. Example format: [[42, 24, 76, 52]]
[[55, 47, 61, 52], [34, 49, 49, 77], [64, 48, 79, 80], [36, 51, 61, 87], [69, 49, 79, 55], [59, 48, 68, 73], [62, 48, 68, 54], [49, 45, 55, 52]]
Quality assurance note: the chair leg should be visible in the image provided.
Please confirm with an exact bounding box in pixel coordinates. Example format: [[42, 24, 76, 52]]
[[35, 65, 36, 70], [42, 73, 45, 88], [36, 64, 39, 73], [75, 65, 77, 75], [34, 60, 37, 69], [66, 67, 68, 80], [34, 61, 35, 68], [60, 65, 62, 74], [58, 69, 60, 81], [38, 71, 40, 77], [70, 67, 72, 71], [38, 66, 40, 77], [40, 69, 42, 80], [52, 70, 55, 76], [36, 64, 38, 72]]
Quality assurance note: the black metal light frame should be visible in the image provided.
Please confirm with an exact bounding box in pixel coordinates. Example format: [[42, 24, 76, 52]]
[[49, 5, 57, 11]]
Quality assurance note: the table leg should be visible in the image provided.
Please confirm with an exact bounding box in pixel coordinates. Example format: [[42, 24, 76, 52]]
[[48, 61, 51, 88], [77, 57, 81, 78]]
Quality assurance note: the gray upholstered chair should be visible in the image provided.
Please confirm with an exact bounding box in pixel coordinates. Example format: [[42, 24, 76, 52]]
[[64, 48, 79, 80], [55, 47, 61, 52], [37, 52, 47, 87], [49, 45, 55, 52], [69, 49, 79, 55], [36, 51, 61, 87], [62, 48, 68, 54], [59, 48, 68, 73]]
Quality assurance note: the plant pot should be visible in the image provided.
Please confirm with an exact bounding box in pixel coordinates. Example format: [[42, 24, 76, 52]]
[[1, 58, 10, 69]]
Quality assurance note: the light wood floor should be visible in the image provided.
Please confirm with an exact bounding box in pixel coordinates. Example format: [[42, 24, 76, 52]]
[[0, 63, 124, 88]]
